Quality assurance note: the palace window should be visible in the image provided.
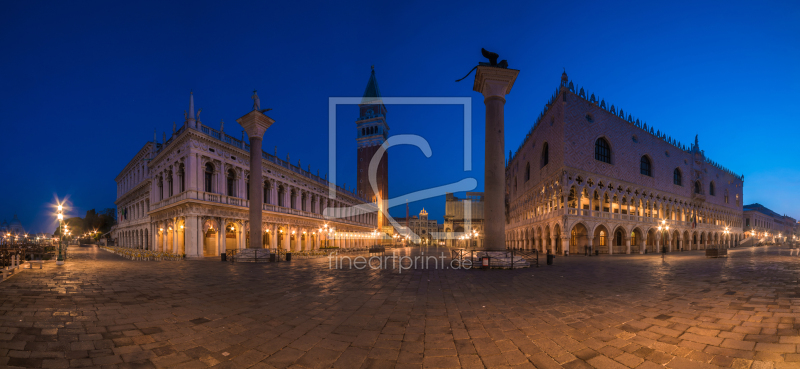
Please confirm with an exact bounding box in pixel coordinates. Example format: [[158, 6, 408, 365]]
[[595, 138, 611, 163], [178, 164, 185, 192], [616, 230, 623, 246], [264, 181, 270, 204], [570, 229, 577, 246], [541, 142, 549, 167], [158, 176, 163, 201], [226, 169, 236, 197], [599, 231, 607, 246], [694, 181, 702, 194], [640, 156, 652, 176], [631, 231, 638, 246], [204, 163, 214, 192], [525, 162, 530, 182], [246, 177, 250, 200], [167, 172, 173, 197], [673, 168, 682, 186], [709, 181, 715, 196]]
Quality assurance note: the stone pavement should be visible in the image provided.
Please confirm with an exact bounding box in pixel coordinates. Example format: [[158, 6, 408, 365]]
[[2, 245, 800, 369]]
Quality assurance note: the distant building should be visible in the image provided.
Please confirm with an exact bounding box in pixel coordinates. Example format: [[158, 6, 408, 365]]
[[743, 203, 796, 243], [393, 208, 439, 245], [0, 214, 26, 239], [443, 192, 485, 248]]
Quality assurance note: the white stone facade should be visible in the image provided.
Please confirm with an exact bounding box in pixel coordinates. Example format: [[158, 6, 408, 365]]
[[112, 94, 378, 258]]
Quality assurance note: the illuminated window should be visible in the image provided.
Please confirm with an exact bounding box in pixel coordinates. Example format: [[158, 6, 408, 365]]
[[599, 231, 606, 246], [631, 231, 638, 245]]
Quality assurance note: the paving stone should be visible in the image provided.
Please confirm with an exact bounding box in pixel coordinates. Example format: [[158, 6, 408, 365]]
[[4, 245, 800, 368]]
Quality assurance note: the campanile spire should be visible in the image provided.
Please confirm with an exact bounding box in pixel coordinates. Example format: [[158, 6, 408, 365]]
[[356, 67, 389, 230]]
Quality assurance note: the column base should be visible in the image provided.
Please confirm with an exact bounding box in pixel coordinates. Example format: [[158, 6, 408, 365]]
[[234, 249, 271, 263]]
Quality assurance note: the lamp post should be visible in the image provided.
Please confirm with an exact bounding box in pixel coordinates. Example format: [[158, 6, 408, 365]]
[[657, 219, 669, 254], [56, 204, 65, 265], [724, 227, 730, 248]]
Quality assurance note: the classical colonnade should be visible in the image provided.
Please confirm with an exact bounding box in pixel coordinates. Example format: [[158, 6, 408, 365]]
[[115, 215, 377, 258]]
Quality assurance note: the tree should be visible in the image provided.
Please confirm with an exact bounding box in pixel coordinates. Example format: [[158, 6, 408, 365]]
[[51, 208, 117, 240]]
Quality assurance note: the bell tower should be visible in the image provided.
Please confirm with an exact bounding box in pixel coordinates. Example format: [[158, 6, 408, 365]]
[[356, 67, 389, 229]]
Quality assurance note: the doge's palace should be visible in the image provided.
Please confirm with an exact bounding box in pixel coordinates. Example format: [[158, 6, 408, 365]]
[[505, 71, 746, 255]]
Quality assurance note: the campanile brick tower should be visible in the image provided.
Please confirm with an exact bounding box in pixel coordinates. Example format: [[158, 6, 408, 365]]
[[356, 67, 389, 229]]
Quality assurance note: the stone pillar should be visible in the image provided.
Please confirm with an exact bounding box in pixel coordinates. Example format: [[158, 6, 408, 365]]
[[626, 237, 631, 254], [185, 216, 199, 258], [550, 236, 556, 254], [473, 65, 519, 251], [152, 223, 158, 252], [270, 225, 277, 250], [172, 168, 179, 197], [237, 107, 274, 249], [609, 236, 614, 255], [188, 153, 197, 194], [173, 217, 178, 254], [561, 236, 569, 256], [161, 226, 167, 252]]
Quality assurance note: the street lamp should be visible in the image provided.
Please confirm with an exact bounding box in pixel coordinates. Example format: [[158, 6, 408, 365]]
[[56, 203, 65, 265]]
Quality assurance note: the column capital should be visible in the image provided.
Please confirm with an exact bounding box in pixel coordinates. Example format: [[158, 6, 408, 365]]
[[236, 110, 275, 139], [473, 66, 520, 99]]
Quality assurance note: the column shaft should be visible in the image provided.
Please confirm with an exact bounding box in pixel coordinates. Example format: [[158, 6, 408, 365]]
[[249, 137, 263, 249]]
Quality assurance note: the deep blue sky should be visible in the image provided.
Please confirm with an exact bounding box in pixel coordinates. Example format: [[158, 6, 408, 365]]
[[2, 1, 799, 233]]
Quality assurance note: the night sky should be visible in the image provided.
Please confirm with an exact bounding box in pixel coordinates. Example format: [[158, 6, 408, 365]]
[[1, 1, 798, 233]]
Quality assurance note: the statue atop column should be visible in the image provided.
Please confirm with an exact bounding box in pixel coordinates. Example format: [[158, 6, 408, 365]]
[[252, 90, 261, 111]]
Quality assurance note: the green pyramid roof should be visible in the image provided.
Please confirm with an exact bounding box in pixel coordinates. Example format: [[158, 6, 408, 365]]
[[361, 68, 382, 104]]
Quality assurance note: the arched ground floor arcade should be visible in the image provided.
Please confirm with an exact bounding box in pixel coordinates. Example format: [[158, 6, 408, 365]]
[[506, 217, 744, 256], [112, 202, 378, 259]]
